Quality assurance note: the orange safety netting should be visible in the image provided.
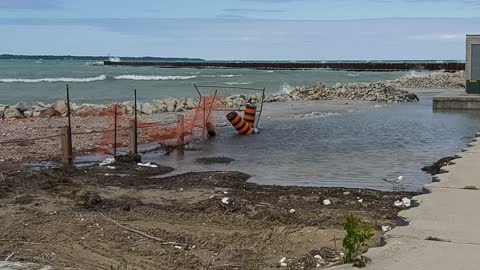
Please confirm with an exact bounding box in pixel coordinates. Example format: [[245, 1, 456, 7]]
[[96, 93, 227, 155]]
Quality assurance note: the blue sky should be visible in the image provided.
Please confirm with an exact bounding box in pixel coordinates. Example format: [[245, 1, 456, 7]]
[[0, 0, 479, 59]]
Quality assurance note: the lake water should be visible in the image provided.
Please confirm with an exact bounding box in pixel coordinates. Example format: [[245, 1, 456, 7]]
[[0, 59, 411, 105], [141, 92, 480, 192]]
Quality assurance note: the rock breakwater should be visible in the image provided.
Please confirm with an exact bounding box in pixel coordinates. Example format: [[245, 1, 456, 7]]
[[0, 71, 463, 120]]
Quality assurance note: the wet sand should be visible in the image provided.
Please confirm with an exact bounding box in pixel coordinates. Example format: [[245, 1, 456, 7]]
[[0, 163, 418, 269]]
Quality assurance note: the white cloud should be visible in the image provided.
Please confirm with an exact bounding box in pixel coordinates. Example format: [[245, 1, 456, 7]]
[[408, 33, 465, 41]]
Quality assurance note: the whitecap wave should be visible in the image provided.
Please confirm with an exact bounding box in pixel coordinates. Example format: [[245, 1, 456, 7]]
[[114, 75, 198, 80], [0, 74, 198, 83], [219, 74, 242, 78], [86, 61, 104, 66], [201, 74, 243, 78], [0, 75, 108, 83], [225, 82, 253, 85], [347, 73, 360, 77], [280, 83, 292, 94], [405, 70, 430, 78]]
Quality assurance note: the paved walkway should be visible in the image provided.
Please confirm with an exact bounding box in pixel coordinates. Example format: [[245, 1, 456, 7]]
[[335, 135, 480, 270]]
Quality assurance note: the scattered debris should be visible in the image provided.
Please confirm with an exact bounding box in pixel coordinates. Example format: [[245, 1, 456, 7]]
[[279, 257, 288, 267], [106, 166, 116, 170], [425, 236, 450, 242], [394, 197, 411, 208], [98, 211, 183, 246], [221, 197, 230, 205], [99, 158, 115, 166], [137, 162, 158, 168], [381, 225, 392, 232], [352, 255, 371, 268]]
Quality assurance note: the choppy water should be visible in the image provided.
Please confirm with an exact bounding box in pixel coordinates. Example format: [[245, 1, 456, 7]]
[[141, 93, 480, 192], [0, 59, 412, 105]]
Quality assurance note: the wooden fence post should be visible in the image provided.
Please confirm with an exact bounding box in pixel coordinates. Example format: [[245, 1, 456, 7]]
[[128, 119, 138, 156], [60, 126, 73, 166], [176, 114, 185, 146]]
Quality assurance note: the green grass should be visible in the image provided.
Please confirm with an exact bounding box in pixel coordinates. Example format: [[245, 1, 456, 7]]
[[111, 259, 137, 270]]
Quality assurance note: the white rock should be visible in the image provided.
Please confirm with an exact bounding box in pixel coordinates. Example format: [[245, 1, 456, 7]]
[[289, 209, 296, 214], [280, 262, 287, 267], [323, 199, 331, 206], [394, 200, 403, 207], [279, 257, 287, 263], [343, 191, 351, 196], [358, 199, 363, 203], [174, 245, 182, 250]]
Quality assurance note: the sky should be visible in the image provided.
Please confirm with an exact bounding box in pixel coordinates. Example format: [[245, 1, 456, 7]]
[[0, 0, 479, 60]]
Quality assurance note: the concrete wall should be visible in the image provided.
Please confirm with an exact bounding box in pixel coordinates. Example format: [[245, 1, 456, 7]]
[[433, 92, 480, 110]]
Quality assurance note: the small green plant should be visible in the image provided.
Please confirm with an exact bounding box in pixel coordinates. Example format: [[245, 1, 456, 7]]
[[342, 214, 375, 263], [111, 259, 136, 270], [464, 186, 479, 190], [425, 236, 450, 242]]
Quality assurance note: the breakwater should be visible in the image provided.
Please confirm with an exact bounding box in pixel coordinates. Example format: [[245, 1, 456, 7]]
[[104, 61, 465, 72]]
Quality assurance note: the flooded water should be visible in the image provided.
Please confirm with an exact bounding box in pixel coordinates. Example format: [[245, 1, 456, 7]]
[[141, 92, 480, 192]]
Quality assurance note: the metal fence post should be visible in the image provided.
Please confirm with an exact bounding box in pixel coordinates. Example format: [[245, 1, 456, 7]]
[[113, 104, 117, 158]]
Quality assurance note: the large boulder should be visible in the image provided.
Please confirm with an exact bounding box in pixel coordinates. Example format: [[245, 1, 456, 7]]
[[0, 105, 6, 118], [75, 105, 101, 117], [165, 98, 177, 112], [39, 108, 62, 118], [13, 102, 29, 113], [141, 102, 157, 115], [3, 108, 22, 119], [52, 100, 68, 115]]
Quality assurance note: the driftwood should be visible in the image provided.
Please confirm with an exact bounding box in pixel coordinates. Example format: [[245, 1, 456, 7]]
[[5, 251, 15, 261], [98, 211, 183, 246]]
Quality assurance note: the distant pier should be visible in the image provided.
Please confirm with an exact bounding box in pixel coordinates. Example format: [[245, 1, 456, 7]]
[[104, 61, 465, 72]]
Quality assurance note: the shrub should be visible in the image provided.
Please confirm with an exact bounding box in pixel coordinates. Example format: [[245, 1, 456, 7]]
[[342, 214, 375, 263]]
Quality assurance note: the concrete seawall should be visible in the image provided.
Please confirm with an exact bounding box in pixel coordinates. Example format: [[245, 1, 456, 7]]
[[334, 133, 480, 270]]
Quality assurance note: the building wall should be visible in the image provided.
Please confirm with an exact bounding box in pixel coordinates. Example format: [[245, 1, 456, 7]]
[[466, 35, 480, 80]]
